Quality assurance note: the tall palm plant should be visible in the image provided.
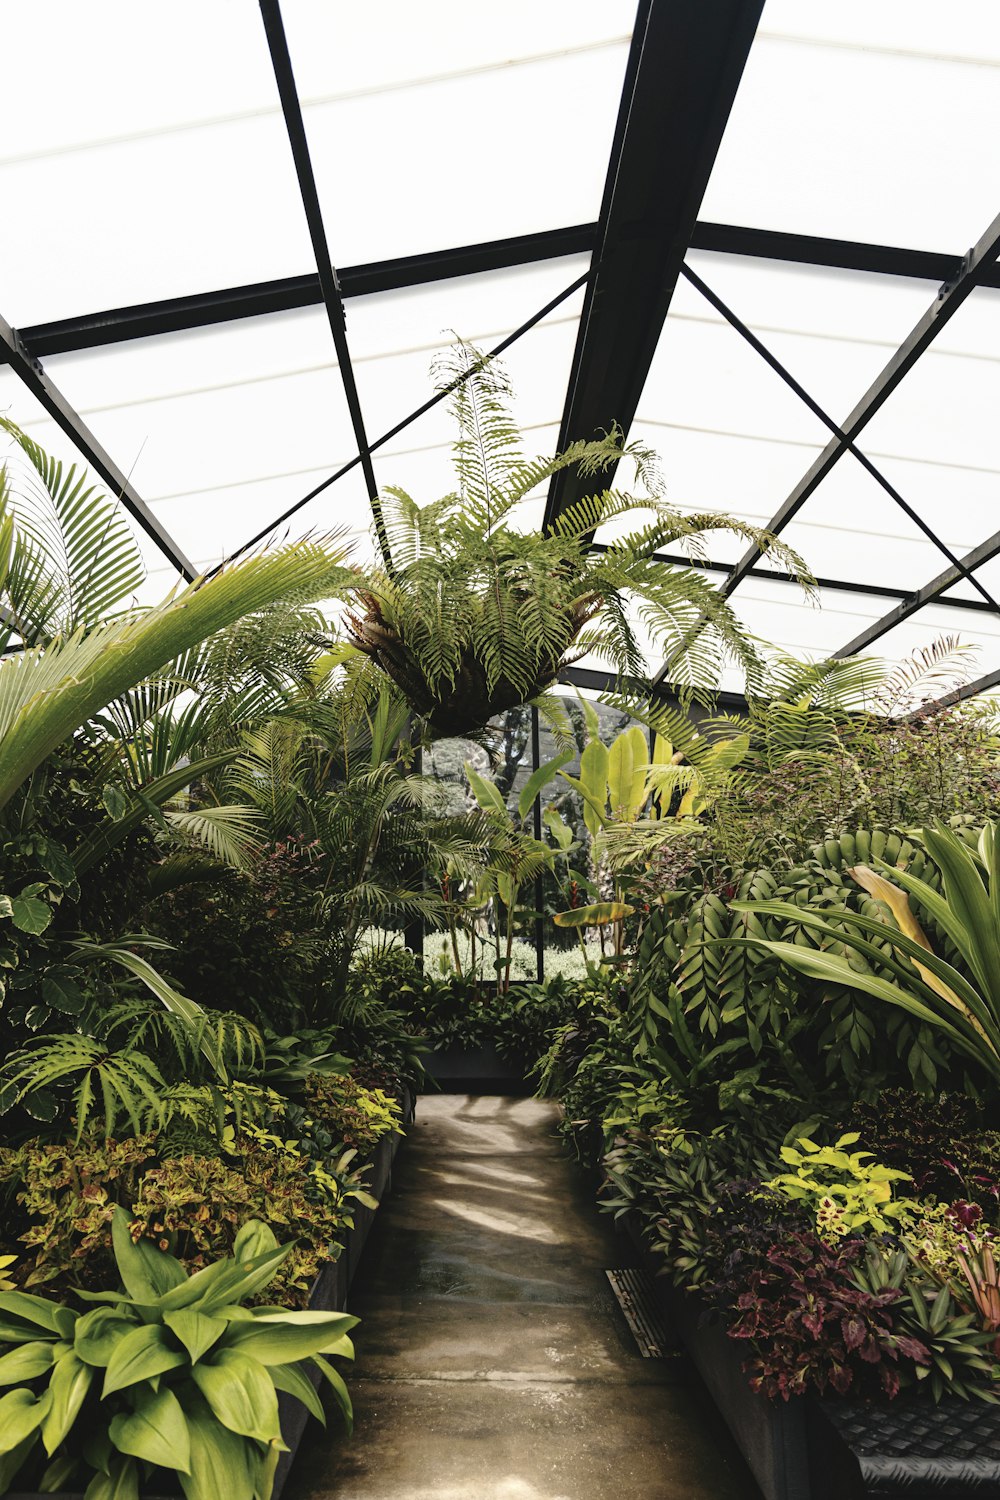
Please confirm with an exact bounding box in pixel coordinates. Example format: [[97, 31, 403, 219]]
[[346, 344, 810, 737]]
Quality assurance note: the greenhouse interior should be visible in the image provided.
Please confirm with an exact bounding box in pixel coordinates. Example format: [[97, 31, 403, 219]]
[[4, 3, 1000, 1498]]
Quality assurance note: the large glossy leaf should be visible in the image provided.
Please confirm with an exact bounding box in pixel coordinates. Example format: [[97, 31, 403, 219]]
[[163, 1309, 226, 1365], [516, 750, 573, 823], [0, 1340, 57, 1384], [192, 1349, 281, 1442], [269, 1363, 325, 1425], [0, 1290, 65, 1335], [102, 1325, 186, 1397], [0, 1388, 49, 1454], [179, 1397, 258, 1500], [74, 1308, 139, 1368], [463, 763, 507, 818], [608, 726, 648, 820], [311, 1354, 354, 1432], [41, 1351, 92, 1456], [221, 1311, 359, 1366], [109, 1386, 190, 1475], [553, 902, 634, 929], [112, 1208, 186, 1303], [82, 1452, 139, 1500]]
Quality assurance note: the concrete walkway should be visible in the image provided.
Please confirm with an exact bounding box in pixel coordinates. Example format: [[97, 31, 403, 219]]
[[290, 1095, 760, 1500]]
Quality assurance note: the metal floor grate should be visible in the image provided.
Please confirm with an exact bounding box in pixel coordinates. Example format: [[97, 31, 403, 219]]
[[606, 1268, 678, 1358]]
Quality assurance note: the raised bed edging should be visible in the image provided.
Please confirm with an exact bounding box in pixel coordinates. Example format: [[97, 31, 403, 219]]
[[624, 1208, 1000, 1500], [7, 1085, 414, 1500], [422, 1045, 532, 1094]]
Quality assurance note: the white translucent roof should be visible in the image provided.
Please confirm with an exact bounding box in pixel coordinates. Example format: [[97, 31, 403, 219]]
[[2, 0, 999, 703]]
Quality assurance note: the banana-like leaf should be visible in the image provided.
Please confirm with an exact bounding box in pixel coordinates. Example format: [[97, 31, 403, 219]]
[[553, 901, 635, 928], [464, 763, 507, 818], [516, 750, 573, 823], [608, 726, 648, 821], [847, 864, 971, 1017]]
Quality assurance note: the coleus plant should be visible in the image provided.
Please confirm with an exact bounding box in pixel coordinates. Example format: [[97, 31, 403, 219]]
[[0, 1209, 356, 1499]]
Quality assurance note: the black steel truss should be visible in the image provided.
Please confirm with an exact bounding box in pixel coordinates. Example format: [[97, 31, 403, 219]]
[[834, 529, 1000, 659], [4, 1, 1000, 706], [717, 208, 1000, 600], [0, 313, 197, 581], [543, 0, 765, 531], [258, 0, 388, 568]]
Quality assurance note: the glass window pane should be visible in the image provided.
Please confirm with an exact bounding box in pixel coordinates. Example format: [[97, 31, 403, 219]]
[[704, 0, 1000, 250], [282, 2, 633, 267]]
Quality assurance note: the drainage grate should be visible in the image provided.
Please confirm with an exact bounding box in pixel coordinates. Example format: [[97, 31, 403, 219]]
[[606, 1268, 677, 1358]]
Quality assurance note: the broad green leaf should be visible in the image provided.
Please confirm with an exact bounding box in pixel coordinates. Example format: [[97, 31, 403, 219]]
[[553, 902, 634, 929], [270, 1362, 325, 1425], [102, 1325, 186, 1397], [39, 1451, 78, 1491], [83, 1452, 139, 1500], [221, 1310, 358, 1366], [608, 726, 648, 820], [312, 1354, 354, 1432], [0, 1290, 64, 1334], [42, 1351, 92, 1455], [464, 764, 507, 817], [109, 1385, 190, 1475], [0, 1340, 57, 1384], [577, 738, 609, 837], [10, 894, 51, 935], [179, 1397, 259, 1500], [163, 1309, 226, 1364], [192, 1349, 281, 1441], [233, 1220, 278, 1263], [75, 1308, 141, 1367], [112, 1208, 186, 1303], [0, 1388, 48, 1453], [516, 750, 573, 823]]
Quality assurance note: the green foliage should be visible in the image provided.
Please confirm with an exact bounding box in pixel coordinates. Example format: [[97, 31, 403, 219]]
[[0, 1207, 355, 1499], [0, 1131, 354, 1308], [766, 1133, 916, 1239], [732, 820, 1000, 1090], [301, 1076, 401, 1156], [346, 343, 808, 737]]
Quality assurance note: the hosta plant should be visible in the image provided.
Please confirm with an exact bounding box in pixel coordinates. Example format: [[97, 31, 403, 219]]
[[345, 344, 808, 736], [0, 1209, 355, 1499]]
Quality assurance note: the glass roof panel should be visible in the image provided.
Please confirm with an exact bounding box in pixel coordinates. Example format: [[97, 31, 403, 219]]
[[39, 310, 361, 568], [871, 603, 1000, 686], [281, 2, 633, 266], [1, 3, 312, 324], [704, 0, 1000, 251], [343, 260, 588, 523]]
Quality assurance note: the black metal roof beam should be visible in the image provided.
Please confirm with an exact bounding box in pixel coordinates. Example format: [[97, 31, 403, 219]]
[[542, 0, 765, 532], [918, 665, 1000, 715], [833, 528, 1000, 659], [719, 208, 1000, 597], [558, 663, 749, 715], [690, 223, 1000, 288], [258, 0, 388, 568], [0, 314, 197, 581], [587, 541, 999, 613], [20, 225, 597, 358]]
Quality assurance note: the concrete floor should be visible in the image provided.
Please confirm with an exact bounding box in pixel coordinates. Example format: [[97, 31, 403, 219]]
[[288, 1094, 761, 1500]]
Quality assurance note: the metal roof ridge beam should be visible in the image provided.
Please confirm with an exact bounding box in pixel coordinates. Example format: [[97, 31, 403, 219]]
[[542, 0, 765, 533], [0, 314, 196, 581], [721, 208, 1000, 596], [834, 528, 1000, 659], [21, 226, 598, 358]]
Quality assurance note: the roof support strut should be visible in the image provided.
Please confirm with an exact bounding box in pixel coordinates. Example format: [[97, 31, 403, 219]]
[[258, 0, 389, 568], [542, 0, 765, 531], [0, 314, 197, 581], [718, 207, 1000, 598], [834, 528, 1000, 659]]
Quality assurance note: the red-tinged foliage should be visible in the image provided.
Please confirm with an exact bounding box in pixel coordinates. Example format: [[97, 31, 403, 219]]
[[723, 1231, 930, 1401]]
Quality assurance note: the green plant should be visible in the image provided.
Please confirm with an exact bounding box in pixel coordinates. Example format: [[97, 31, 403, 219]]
[[345, 343, 807, 737], [0, 1208, 355, 1499], [765, 1133, 915, 1240], [730, 820, 1000, 1088], [302, 1076, 402, 1156], [0, 1132, 353, 1307]]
